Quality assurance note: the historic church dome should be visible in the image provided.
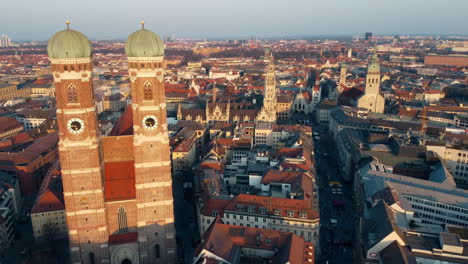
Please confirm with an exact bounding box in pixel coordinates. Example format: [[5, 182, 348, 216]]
[[47, 21, 92, 59], [125, 22, 164, 57]]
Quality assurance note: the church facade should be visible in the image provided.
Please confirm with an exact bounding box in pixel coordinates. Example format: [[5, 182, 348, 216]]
[[48, 22, 176, 264]]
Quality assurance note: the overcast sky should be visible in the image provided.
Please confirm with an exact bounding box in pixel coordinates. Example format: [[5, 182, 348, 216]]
[[2, 0, 468, 41]]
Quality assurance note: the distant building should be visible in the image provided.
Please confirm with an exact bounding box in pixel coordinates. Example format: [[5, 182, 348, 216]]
[[276, 94, 293, 120], [0, 132, 58, 194], [0, 117, 24, 140], [359, 199, 468, 264], [170, 127, 198, 174], [14, 108, 56, 131], [0, 34, 11, 47], [357, 159, 468, 227], [424, 54, 468, 67], [0, 82, 31, 100], [315, 100, 338, 124], [365, 32, 373, 41], [339, 63, 347, 85]]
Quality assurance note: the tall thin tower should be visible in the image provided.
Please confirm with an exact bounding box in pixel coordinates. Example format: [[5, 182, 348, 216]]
[[257, 50, 277, 123], [48, 21, 109, 263], [125, 21, 177, 263]]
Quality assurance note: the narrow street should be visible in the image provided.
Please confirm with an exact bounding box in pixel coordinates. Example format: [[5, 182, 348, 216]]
[[313, 124, 357, 264]]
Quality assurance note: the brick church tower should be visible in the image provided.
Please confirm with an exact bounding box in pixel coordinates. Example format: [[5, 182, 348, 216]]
[[48, 21, 110, 263], [125, 21, 176, 263], [48, 22, 176, 264]]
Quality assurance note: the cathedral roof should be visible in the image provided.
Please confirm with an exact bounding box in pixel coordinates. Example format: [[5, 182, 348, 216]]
[[47, 24, 92, 59], [109, 106, 133, 136], [125, 24, 164, 57], [104, 161, 136, 202]]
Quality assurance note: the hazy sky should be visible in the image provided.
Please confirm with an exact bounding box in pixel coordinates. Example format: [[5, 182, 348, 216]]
[[2, 0, 468, 41]]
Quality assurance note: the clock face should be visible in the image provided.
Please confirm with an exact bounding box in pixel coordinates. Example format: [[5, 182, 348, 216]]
[[143, 115, 158, 130], [67, 118, 84, 134]]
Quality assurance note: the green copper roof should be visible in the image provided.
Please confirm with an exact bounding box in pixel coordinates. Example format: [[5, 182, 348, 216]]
[[47, 29, 92, 59], [125, 29, 164, 57]]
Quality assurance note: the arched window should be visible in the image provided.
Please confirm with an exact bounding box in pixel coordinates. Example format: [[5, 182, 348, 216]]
[[118, 206, 128, 232], [143, 81, 153, 100], [89, 252, 95, 264], [155, 244, 160, 258], [67, 83, 78, 103]]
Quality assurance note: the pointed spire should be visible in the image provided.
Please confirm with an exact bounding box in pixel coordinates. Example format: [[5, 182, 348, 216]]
[[65, 20, 70, 30], [141, 21, 145, 30]]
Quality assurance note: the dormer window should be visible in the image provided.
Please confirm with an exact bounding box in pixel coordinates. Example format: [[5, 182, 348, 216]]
[[212, 210, 218, 217], [287, 210, 294, 217], [274, 209, 281, 216], [259, 207, 267, 214], [247, 206, 255, 213], [236, 204, 244, 211], [299, 212, 307, 219]]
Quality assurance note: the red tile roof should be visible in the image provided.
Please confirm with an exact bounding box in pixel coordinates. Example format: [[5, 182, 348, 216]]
[[196, 220, 314, 264], [31, 188, 64, 213], [276, 148, 304, 158], [0, 117, 22, 135], [109, 106, 133, 136], [280, 161, 309, 172], [261, 170, 303, 185], [109, 232, 138, 245], [31, 161, 64, 214], [200, 192, 318, 221], [104, 161, 136, 202]]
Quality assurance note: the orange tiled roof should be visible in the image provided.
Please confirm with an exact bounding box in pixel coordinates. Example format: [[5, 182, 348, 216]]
[[0, 117, 22, 134], [196, 220, 314, 264], [104, 161, 136, 202]]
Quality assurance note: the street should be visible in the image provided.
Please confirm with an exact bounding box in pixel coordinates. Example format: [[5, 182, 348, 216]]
[[312, 123, 357, 264]]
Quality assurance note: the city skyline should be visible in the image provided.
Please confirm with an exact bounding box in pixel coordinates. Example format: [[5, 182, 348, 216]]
[[2, 0, 468, 41]]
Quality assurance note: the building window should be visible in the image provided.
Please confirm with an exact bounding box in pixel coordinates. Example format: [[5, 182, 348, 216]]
[[118, 206, 128, 232], [144, 81, 153, 100], [89, 252, 95, 264], [67, 83, 78, 103], [155, 244, 160, 258]]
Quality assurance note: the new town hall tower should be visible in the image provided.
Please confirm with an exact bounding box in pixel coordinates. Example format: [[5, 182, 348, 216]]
[[48, 22, 176, 264]]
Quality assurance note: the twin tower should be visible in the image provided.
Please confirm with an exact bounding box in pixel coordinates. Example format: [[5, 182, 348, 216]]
[[47, 22, 176, 264]]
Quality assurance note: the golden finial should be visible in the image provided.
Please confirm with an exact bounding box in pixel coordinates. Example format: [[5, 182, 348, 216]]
[[66, 20, 70, 29], [141, 21, 145, 30]]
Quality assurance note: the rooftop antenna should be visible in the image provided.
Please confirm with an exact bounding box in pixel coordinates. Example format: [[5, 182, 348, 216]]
[[66, 20, 70, 30], [141, 20, 145, 30]]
